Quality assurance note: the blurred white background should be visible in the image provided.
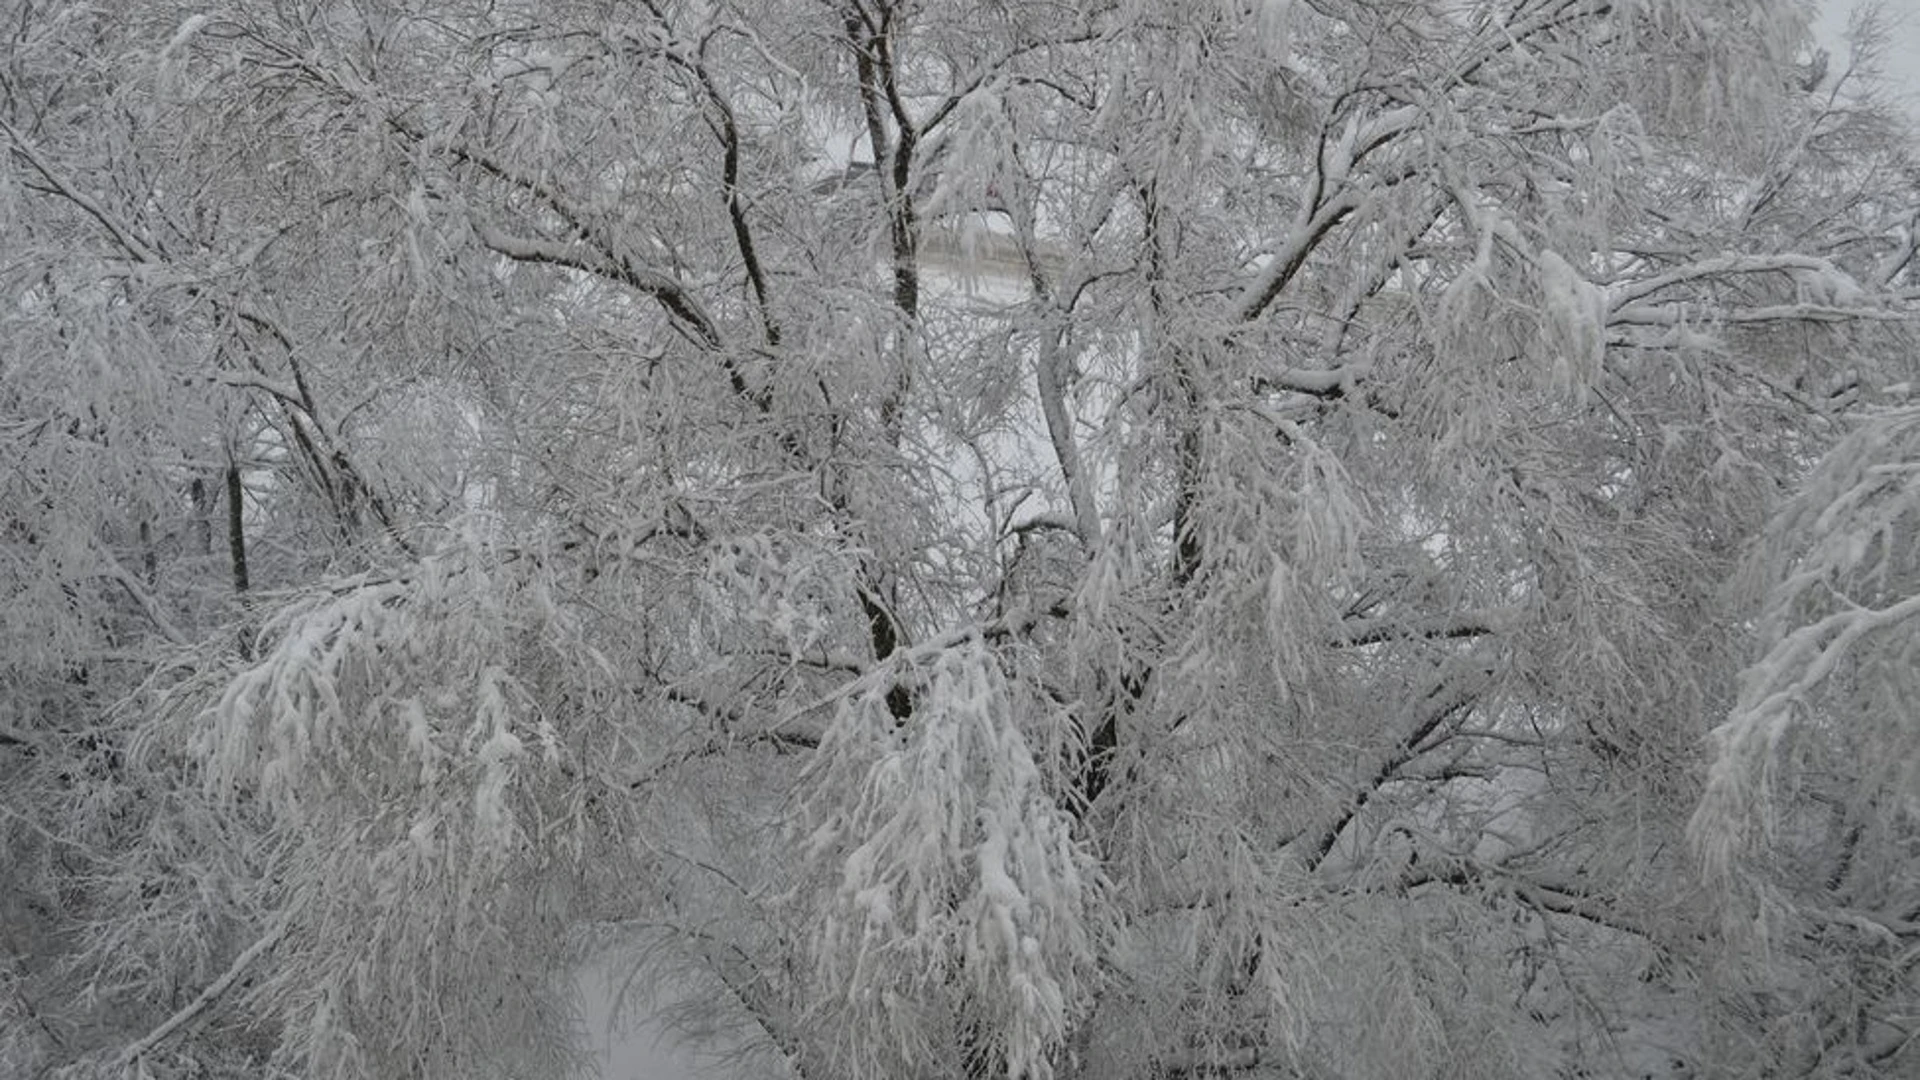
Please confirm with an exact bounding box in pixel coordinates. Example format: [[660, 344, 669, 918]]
[[1816, 0, 1920, 102]]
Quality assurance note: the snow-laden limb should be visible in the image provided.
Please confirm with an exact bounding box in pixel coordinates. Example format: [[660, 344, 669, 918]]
[[1693, 406, 1920, 890], [1700, 590, 1920, 854], [118, 920, 286, 1074], [800, 639, 1107, 1080], [1605, 253, 1864, 310], [10, 0, 1917, 1075], [1610, 300, 1907, 327], [189, 532, 585, 1080]]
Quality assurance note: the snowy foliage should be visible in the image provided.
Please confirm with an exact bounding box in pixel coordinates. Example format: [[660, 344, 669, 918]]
[[4, 1, 1919, 1079], [1701, 406, 1920, 848], [1696, 406, 1920, 971], [180, 533, 589, 1079], [802, 641, 1106, 1080]]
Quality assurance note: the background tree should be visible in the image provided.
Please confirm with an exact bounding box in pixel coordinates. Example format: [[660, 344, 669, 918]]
[[3, 2, 1917, 1079]]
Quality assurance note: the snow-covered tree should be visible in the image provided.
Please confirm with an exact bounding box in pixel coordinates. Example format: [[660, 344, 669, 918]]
[[4, 1, 1916, 1078]]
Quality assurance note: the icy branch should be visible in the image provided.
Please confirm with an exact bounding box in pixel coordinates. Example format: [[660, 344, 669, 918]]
[[1, 116, 160, 264], [472, 221, 722, 348], [1607, 253, 1862, 309], [119, 921, 287, 1070]]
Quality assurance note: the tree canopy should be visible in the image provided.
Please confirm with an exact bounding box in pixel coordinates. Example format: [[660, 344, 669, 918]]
[[4, 2, 1918, 1079]]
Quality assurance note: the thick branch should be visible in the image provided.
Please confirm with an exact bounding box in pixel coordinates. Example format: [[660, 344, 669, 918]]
[[225, 463, 250, 596], [1034, 324, 1100, 545]]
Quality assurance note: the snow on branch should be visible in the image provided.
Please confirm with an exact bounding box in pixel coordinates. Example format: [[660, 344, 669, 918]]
[[470, 221, 723, 348], [800, 638, 1107, 1080], [118, 921, 287, 1071], [200, 539, 563, 847], [0, 115, 160, 264], [1693, 406, 1920, 888], [1607, 253, 1866, 310], [1330, 606, 1519, 648], [187, 532, 587, 1077]]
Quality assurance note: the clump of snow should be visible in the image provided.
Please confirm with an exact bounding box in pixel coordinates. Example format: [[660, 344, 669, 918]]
[[1789, 260, 1865, 307], [1534, 249, 1607, 401]]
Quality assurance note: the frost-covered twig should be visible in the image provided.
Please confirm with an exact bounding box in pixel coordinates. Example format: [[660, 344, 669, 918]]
[[118, 921, 285, 1071], [100, 552, 191, 648], [0, 116, 159, 264]]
